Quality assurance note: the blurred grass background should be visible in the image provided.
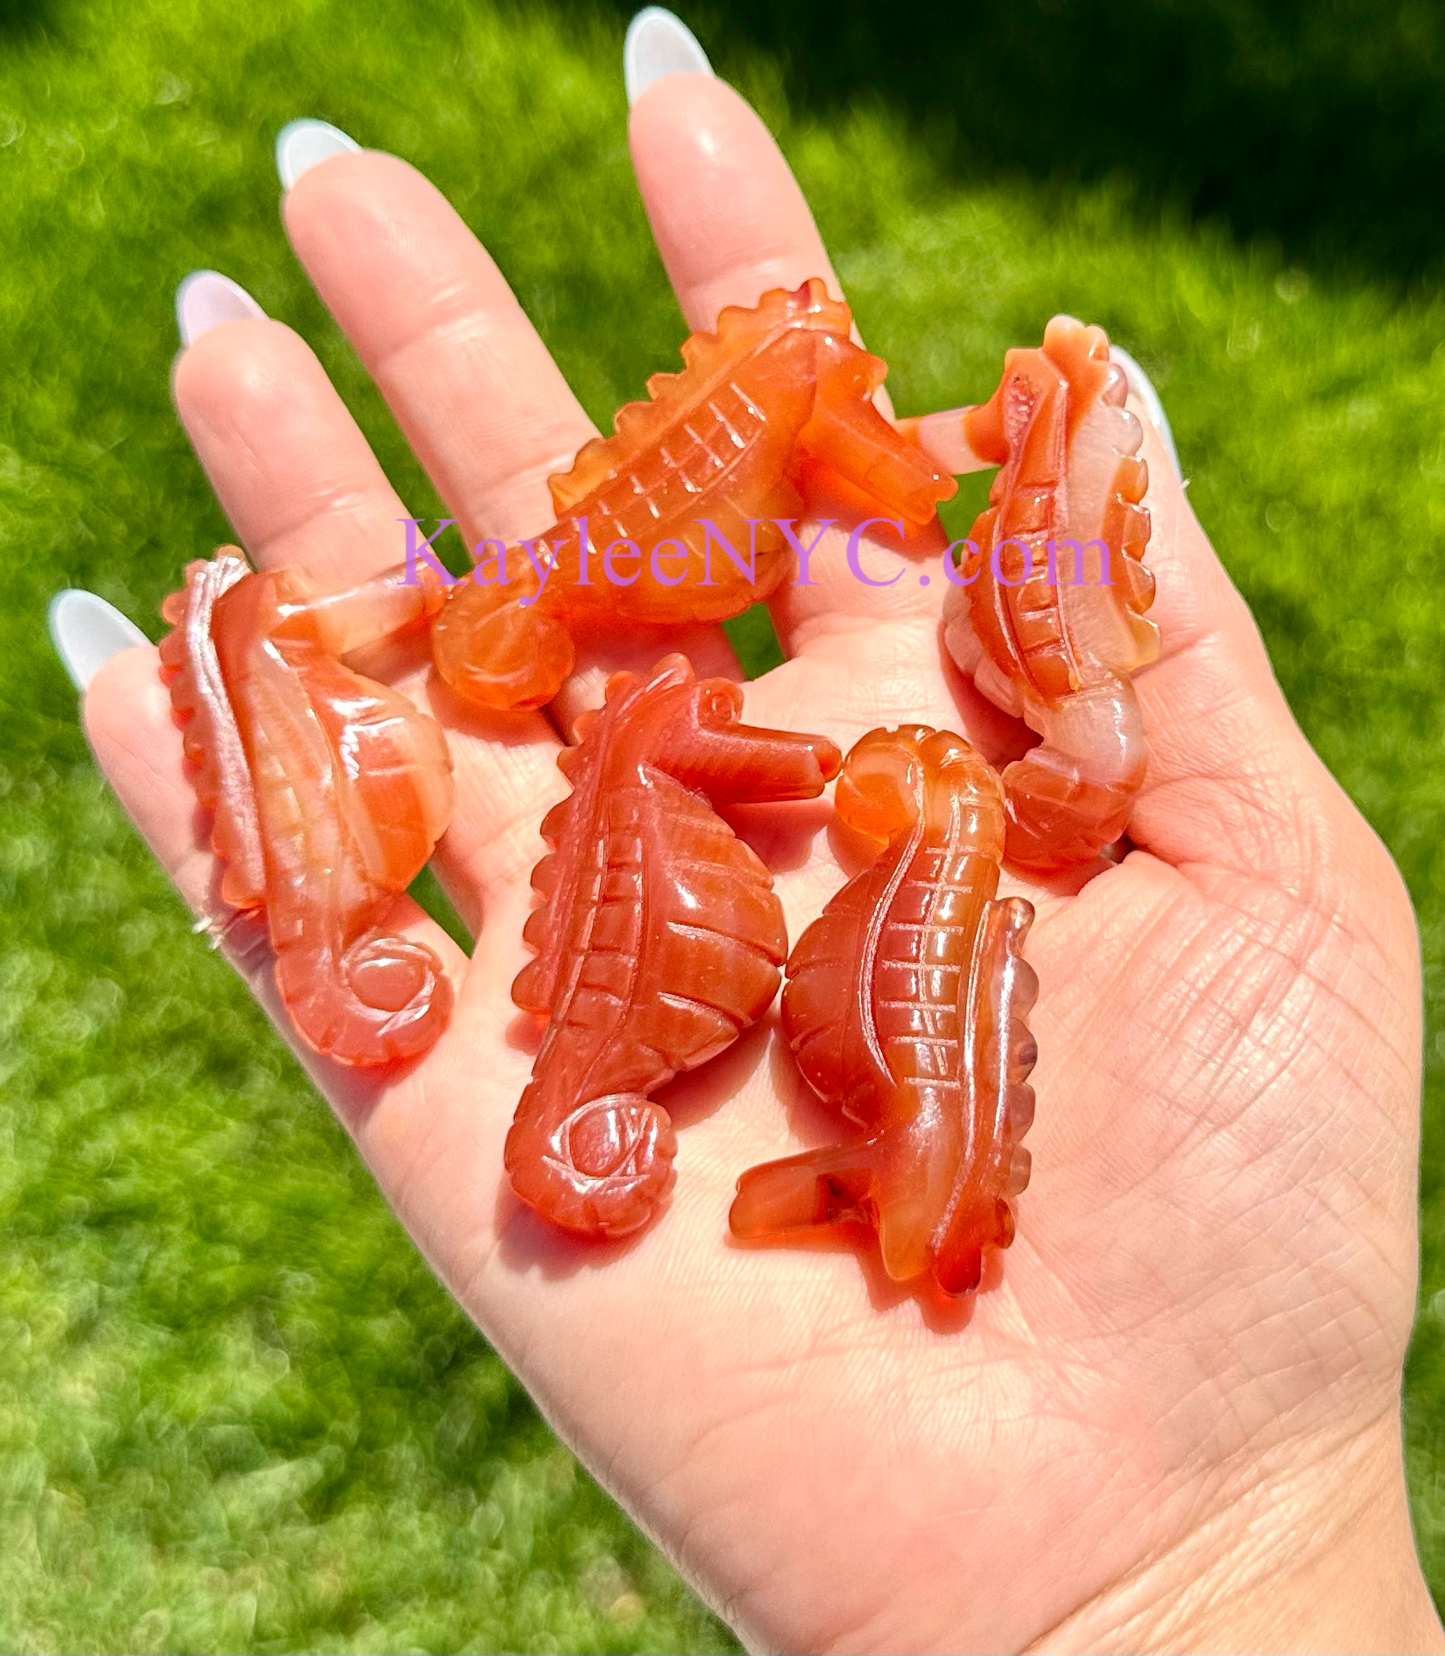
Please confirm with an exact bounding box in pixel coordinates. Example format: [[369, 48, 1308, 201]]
[[3, 0, 1445, 1648]]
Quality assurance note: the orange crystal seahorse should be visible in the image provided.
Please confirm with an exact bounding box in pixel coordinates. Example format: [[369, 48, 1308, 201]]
[[507, 654, 841, 1239], [941, 317, 1160, 872], [730, 726, 1038, 1298], [159, 551, 455, 1065], [431, 279, 955, 711]]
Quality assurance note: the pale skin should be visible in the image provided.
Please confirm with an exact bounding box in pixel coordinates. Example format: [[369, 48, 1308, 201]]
[[81, 73, 1443, 1654]]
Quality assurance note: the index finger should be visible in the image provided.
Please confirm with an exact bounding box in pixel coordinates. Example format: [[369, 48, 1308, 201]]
[[627, 51, 937, 653]]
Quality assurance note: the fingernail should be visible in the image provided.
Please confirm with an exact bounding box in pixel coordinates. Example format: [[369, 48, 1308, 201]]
[[275, 118, 360, 190], [1110, 345, 1182, 480], [623, 7, 712, 105], [48, 590, 148, 693], [175, 270, 266, 348]]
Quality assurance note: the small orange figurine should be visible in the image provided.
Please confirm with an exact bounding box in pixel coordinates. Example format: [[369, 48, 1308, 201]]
[[942, 317, 1160, 871], [507, 655, 841, 1239], [160, 552, 455, 1065], [432, 279, 955, 711], [730, 726, 1037, 1298]]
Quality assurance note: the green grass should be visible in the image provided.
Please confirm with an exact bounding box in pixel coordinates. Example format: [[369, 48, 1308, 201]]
[[3, 0, 1445, 1648]]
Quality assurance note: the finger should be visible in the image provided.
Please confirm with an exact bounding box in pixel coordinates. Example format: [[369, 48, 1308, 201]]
[[630, 72, 842, 334], [174, 310, 415, 591], [171, 297, 564, 929], [282, 147, 595, 545], [1100, 364, 1362, 884], [280, 140, 739, 708], [629, 72, 931, 652]]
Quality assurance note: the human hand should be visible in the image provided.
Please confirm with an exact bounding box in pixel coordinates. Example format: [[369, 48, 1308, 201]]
[[62, 25, 1443, 1654]]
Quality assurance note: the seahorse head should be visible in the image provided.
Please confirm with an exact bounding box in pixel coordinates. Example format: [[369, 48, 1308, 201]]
[[834, 725, 1006, 856], [600, 655, 841, 804], [965, 316, 1122, 463]]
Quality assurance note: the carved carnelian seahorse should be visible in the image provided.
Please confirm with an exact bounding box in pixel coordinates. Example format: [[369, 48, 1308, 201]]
[[507, 655, 841, 1239], [942, 317, 1160, 872], [730, 726, 1038, 1297], [431, 279, 955, 711], [160, 552, 455, 1065]]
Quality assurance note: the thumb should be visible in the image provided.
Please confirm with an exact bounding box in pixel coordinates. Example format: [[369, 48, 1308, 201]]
[[1077, 359, 1370, 889]]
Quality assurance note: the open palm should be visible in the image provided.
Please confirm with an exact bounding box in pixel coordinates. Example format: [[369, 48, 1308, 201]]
[[82, 72, 1434, 1654]]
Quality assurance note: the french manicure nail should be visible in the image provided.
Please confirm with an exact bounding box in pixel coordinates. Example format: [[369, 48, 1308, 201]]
[[275, 118, 361, 191], [624, 7, 712, 105], [48, 590, 148, 693], [1111, 345, 1182, 480], [175, 270, 266, 348]]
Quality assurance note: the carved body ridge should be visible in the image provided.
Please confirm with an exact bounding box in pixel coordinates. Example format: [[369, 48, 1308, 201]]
[[943, 316, 1160, 871], [730, 727, 1038, 1296], [432, 279, 954, 711], [506, 655, 841, 1238]]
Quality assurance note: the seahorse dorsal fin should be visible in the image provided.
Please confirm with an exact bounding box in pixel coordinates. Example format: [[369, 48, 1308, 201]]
[[544, 282, 852, 521], [966, 895, 1039, 1162], [511, 703, 612, 1016], [157, 553, 267, 910]]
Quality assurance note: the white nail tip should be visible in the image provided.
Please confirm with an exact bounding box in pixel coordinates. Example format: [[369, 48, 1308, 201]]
[[175, 270, 266, 348], [48, 590, 148, 693], [624, 8, 712, 105], [275, 118, 361, 191], [1111, 345, 1182, 481]]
